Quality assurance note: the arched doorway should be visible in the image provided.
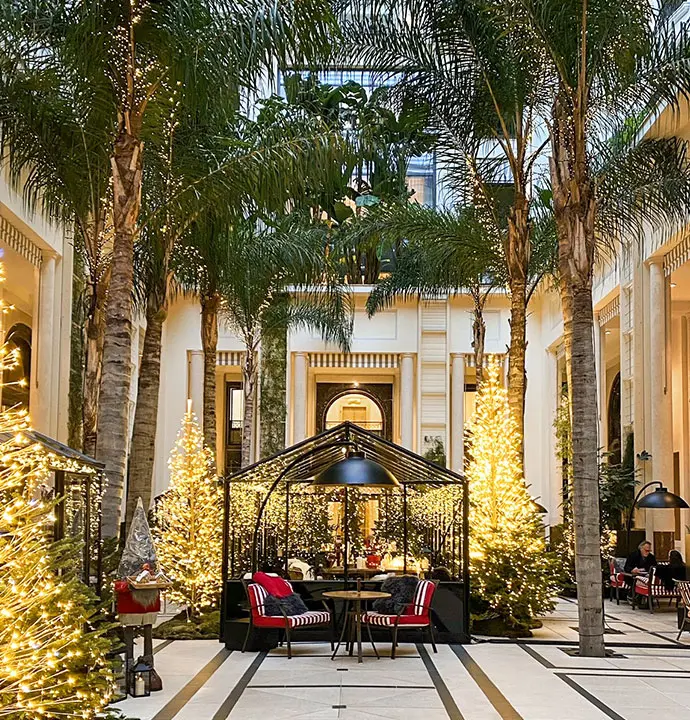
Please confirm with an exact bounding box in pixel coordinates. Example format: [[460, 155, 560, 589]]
[[323, 390, 385, 436], [3, 323, 31, 409], [608, 372, 622, 464]]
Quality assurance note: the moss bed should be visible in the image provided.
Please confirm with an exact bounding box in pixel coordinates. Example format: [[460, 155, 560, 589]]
[[471, 616, 543, 639], [153, 610, 220, 640]]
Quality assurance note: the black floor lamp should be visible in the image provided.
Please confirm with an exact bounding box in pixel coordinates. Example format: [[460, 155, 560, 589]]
[[626, 481, 689, 554], [311, 449, 399, 584]]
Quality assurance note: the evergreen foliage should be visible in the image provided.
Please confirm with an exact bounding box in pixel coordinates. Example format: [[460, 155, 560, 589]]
[[0, 339, 115, 715], [155, 408, 222, 617], [467, 359, 560, 629]]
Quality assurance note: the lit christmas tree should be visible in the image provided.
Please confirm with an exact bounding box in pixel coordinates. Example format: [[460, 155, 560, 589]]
[[466, 358, 560, 631], [156, 405, 222, 617], [0, 322, 114, 714]]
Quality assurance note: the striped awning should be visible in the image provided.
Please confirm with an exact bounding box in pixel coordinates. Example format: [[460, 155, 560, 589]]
[[0, 216, 43, 267], [308, 353, 399, 369], [217, 351, 245, 366], [599, 296, 620, 325], [664, 235, 690, 276]]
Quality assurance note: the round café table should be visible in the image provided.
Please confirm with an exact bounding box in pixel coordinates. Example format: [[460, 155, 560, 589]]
[[323, 590, 390, 663]]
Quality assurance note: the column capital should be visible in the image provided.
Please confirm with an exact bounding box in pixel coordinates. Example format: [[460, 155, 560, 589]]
[[399, 352, 415, 360], [648, 255, 665, 268], [294, 351, 309, 358]]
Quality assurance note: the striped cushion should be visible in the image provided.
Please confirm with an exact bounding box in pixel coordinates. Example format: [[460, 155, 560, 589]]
[[635, 577, 680, 598], [254, 610, 331, 628], [362, 611, 429, 627], [408, 580, 435, 616]]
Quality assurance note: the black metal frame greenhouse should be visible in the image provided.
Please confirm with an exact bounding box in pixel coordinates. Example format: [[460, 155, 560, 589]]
[[220, 422, 470, 648]]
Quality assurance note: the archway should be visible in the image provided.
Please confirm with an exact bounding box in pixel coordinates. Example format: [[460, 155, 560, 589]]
[[608, 372, 621, 463], [324, 390, 385, 436], [3, 323, 31, 409]]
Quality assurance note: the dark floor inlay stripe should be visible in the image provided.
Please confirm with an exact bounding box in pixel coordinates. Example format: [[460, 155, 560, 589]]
[[517, 643, 555, 668], [151, 648, 231, 720], [417, 644, 464, 720], [555, 674, 627, 720], [153, 639, 175, 655], [212, 652, 267, 720], [450, 645, 523, 720]]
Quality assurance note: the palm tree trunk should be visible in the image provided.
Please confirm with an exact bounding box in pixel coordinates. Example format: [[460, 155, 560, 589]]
[[506, 186, 530, 452], [97, 129, 143, 538], [241, 345, 257, 467], [471, 285, 486, 386], [125, 290, 167, 530], [200, 293, 220, 458], [551, 90, 604, 658], [83, 269, 110, 458]]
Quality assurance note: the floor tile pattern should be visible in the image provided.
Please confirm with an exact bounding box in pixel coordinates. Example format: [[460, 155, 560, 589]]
[[112, 599, 690, 720]]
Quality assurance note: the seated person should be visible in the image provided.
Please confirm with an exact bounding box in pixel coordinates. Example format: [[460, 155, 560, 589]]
[[624, 540, 657, 575], [655, 549, 687, 590]]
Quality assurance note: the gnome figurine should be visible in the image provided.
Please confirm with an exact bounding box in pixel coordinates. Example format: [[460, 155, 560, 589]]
[[115, 498, 167, 693]]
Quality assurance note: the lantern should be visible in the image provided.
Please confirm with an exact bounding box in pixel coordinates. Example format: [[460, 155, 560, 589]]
[[128, 657, 153, 697]]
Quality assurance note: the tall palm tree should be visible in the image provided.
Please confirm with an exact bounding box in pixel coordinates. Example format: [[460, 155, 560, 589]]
[[337, 0, 552, 440], [1, 0, 337, 536], [366, 201, 556, 383], [504, 0, 690, 657], [125, 100, 346, 526], [223, 221, 351, 466], [0, 45, 114, 456]]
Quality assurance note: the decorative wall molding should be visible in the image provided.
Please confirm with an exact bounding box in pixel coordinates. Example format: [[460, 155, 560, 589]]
[[0, 216, 42, 267], [217, 351, 245, 366], [663, 234, 690, 276], [309, 352, 399, 369], [599, 296, 620, 326]]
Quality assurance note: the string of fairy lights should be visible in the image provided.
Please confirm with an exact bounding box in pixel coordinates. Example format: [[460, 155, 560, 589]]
[[155, 405, 223, 616], [0, 260, 114, 717]]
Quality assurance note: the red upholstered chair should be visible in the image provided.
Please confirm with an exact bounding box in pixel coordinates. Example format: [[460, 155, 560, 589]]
[[361, 579, 438, 659], [241, 579, 333, 659], [632, 565, 681, 613], [607, 557, 630, 605], [675, 580, 690, 640]]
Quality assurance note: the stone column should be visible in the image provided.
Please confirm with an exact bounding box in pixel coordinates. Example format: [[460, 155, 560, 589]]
[[451, 354, 465, 473], [188, 350, 205, 427], [292, 352, 308, 443], [649, 258, 674, 533], [30, 254, 55, 435], [400, 353, 415, 450]]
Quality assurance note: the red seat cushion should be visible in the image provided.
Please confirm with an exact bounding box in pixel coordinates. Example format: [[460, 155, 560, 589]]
[[253, 572, 293, 598], [254, 610, 331, 628], [362, 611, 430, 627]]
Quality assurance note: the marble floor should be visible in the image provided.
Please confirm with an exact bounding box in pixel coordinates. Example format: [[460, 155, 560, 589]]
[[112, 598, 690, 720]]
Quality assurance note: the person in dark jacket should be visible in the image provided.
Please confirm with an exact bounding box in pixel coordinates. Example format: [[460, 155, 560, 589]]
[[624, 540, 657, 575], [656, 550, 687, 591]]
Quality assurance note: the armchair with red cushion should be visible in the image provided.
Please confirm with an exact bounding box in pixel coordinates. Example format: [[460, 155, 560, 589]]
[[242, 574, 333, 659], [361, 578, 438, 658]]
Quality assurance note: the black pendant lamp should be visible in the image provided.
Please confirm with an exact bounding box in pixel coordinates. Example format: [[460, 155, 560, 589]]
[[312, 449, 398, 586], [636, 484, 689, 510], [312, 449, 399, 488]]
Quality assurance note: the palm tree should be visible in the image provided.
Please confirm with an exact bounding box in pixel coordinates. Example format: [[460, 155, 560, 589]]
[[366, 201, 556, 383], [0, 45, 114, 456], [176, 219, 352, 467], [502, 0, 690, 657], [337, 0, 552, 438], [125, 99, 346, 527], [1, 0, 337, 536]]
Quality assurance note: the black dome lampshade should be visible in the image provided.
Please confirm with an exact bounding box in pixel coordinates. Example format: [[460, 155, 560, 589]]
[[312, 450, 400, 488], [637, 486, 689, 510]]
